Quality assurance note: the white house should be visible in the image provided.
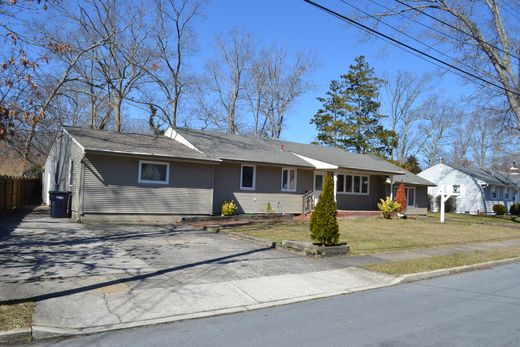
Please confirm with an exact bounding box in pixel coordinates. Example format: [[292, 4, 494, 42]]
[[418, 163, 519, 214]]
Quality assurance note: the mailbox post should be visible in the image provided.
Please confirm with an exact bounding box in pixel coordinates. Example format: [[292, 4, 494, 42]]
[[438, 184, 459, 223]]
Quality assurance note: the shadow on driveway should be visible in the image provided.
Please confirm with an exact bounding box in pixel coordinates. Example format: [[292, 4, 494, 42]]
[[0, 245, 274, 305]]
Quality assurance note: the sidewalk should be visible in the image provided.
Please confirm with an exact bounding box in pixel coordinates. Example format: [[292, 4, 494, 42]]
[[3, 206, 520, 340], [32, 267, 396, 338], [31, 237, 520, 338]]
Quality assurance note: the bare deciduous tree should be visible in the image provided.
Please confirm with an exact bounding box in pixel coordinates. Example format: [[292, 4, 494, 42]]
[[365, 0, 520, 130], [207, 29, 253, 134], [384, 71, 430, 162]]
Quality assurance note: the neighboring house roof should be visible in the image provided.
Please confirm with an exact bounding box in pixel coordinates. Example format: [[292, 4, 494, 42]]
[[63, 127, 220, 163], [175, 128, 405, 174], [393, 170, 436, 186], [448, 164, 518, 187]]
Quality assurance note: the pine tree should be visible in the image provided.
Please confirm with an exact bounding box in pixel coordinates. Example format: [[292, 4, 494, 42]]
[[310, 56, 397, 157], [310, 175, 339, 245], [394, 183, 407, 213]]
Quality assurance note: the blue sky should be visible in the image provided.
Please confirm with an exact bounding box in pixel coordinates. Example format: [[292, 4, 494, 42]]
[[184, 0, 466, 143]]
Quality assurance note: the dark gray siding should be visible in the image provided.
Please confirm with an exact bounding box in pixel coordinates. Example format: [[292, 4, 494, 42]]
[[336, 175, 386, 210], [82, 154, 213, 215], [212, 163, 313, 214]]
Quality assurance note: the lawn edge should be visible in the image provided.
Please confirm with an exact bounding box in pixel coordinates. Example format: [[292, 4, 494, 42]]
[[25, 257, 520, 341], [395, 256, 520, 284], [0, 327, 32, 344]]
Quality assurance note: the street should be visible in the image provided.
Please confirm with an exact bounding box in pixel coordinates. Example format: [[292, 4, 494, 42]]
[[28, 262, 520, 347]]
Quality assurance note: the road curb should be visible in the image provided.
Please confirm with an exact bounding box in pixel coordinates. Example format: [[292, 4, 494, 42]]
[[26, 257, 520, 341], [395, 256, 520, 284], [0, 327, 32, 344]]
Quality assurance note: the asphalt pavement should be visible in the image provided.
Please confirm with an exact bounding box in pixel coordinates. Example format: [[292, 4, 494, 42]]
[[26, 261, 520, 347]]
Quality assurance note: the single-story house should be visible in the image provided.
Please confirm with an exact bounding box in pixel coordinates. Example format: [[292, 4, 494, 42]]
[[418, 162, 520, 214], [43, 126, 434, 222]]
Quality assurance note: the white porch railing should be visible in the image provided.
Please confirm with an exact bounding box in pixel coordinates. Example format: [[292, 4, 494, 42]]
[[302, 191, 314, 215]]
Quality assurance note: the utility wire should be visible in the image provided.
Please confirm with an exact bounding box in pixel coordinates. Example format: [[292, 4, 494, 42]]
[[339, 0, 499, 82], [393, 0, 519, 61], [366, 0, 487, 59], [303, 0, 520, 97]]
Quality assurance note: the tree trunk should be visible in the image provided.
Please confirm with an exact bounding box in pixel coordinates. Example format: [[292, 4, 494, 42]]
[[114, 95, 122, 132]]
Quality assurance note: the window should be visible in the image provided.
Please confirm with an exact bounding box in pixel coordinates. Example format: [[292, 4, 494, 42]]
[[345, 175, 352, 193], [281, 168, 297, 192], [393, 186, 416, 207], [407, 187, 416, 206], [315, 174, 323, 191], [138, 160, 169, 184], [336, 174, 369, 195], [452, 185, 460, 194], [491, 186, 497, 199], [240, 165, 256, 190], [505, 188, 510, 200], [68, 160, 74, 187], [337, 174, 344, 192]]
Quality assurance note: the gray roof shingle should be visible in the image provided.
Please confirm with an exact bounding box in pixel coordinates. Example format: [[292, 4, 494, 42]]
[[64, 127, 219, 163], [393, 170, 436, 186], [176, 128, 405, 174], [449, 164, 518, 186]]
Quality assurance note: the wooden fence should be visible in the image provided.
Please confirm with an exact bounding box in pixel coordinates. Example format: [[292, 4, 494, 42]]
[[0, 176, 41, 212]]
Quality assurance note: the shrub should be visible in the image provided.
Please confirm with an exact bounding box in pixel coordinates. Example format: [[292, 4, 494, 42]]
[[510, 203, 520, 216], [377, 196, 401, 219], [435, 195, 457, 213], [493, 204, 506, 216], [221, 200, 238, 216], [394, 183, 407, 212], [310, 175, 339, 246], [265, 202, 274, 214]]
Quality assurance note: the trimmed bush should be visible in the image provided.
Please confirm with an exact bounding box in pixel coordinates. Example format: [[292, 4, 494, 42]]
[[510, 203, 520, 216], [394, 183, 407, 212], [493, 204, 506, 216], [310, 175, 339, 246], [221, 200, 238, 216], [377, 196, 401, 219]]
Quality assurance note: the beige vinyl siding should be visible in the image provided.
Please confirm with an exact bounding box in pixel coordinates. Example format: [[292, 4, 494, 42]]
[[43, 131, 83, 219], [82, 154, 213, 215], [336, 175, 386, 210], [213, 163, 313, 214], [69, 141, 84, 218]]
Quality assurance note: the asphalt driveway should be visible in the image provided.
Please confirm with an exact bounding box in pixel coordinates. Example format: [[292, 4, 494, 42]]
[[0, 206, 377, 303]]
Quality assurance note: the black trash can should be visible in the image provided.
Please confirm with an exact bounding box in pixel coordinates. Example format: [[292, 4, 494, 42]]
[[49, 191, 71, 218]]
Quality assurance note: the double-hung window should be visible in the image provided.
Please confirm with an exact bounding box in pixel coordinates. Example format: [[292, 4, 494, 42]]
[[336, 174, 369, 195], [491, 186, 497, 199], [138, 160, 170, 184], [393, 186, 416, 207], [240, 165, 256, 190], [505, 188, 510, 200], [281, 168, 297, 192]]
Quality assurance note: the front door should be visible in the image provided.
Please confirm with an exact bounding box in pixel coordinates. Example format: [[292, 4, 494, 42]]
[[313, 171, 325, 205]]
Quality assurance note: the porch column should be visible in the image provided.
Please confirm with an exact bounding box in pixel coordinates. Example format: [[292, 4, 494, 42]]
[[333, 171, 337, 202]]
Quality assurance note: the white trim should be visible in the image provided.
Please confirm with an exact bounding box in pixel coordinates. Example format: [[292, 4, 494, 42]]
[[335, 172, 370, 196], [281, 167, 297, 192], [164, 127, 204, 153], [138, 160, 170, 185], [292, 153, 338, 170], [62, 128, 86, 153], [68, 159, 74, 188], [240, 164, 256, 191]]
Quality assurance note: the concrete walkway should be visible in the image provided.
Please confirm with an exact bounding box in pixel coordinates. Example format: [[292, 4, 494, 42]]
[[2, 206, 520, 339]]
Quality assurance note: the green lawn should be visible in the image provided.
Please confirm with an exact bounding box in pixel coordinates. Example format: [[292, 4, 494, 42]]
[[0, 303, 33, 331], [229, 214, 520, 256], [363, 247, 520, 275], [427, 212, 519, 225]]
